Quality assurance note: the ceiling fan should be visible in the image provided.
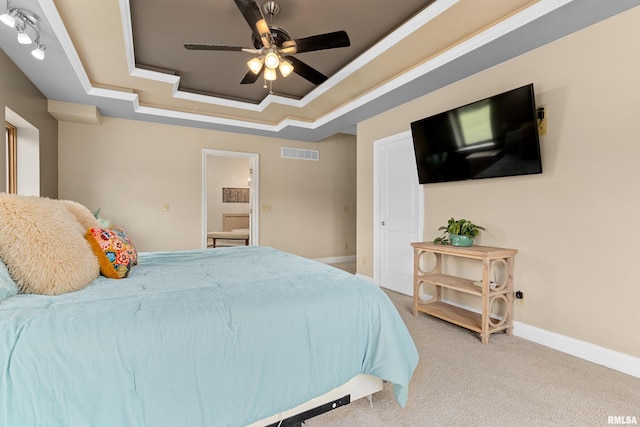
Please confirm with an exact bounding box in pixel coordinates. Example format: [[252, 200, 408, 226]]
[[184, 0, 350, 86]]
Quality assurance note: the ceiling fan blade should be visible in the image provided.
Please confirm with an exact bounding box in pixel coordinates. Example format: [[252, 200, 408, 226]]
[[282, 31, 350, 54], [234, 0, 273, 48], [184, 44, 261, 54], [240, 65, 263, 84], [284, 56, 328, 85]]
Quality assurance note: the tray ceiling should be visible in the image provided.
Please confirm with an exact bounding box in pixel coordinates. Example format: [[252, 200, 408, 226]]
[[2, 0, 639, 141]]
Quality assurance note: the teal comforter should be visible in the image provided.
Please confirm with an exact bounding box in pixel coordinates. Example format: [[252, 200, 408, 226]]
[[0, 246, 418, 427]]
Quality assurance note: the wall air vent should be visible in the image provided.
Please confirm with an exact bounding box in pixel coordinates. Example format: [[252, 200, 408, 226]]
[[281, 147, 319, 161]]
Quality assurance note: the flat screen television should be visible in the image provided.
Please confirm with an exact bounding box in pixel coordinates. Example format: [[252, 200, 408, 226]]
[[410, 83, 542, 184]]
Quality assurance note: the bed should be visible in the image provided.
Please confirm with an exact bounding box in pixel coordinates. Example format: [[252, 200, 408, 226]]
[[0, 196, 419, 427]]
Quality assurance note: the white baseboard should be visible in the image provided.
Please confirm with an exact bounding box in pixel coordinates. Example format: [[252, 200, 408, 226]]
[[343, 275, 640, 379], [386, 288, 640, 380], [513, 321, 640, 379], [448, 298, 640, 379], [315, 255, 356, 265]]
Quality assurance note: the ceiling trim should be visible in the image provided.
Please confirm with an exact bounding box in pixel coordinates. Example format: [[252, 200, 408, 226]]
[[109, 0, 571, 134], [22, 0, 639, 142], [119, 0, 460, 113], [318, 0, 575, 131], [39, 0, 90, 94], [39, 0, 140, 106]]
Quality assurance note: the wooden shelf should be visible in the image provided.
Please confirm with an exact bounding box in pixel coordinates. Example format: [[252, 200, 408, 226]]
[[416, 301, 483, 332], [411, 242, 517, 344], [415, 301, 506, 334], [417, 274, 481, 296]]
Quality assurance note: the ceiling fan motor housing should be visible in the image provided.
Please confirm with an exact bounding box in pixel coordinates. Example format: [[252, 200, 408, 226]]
[[251, 25, 290, 48]]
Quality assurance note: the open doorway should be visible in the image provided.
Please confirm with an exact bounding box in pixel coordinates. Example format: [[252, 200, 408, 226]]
[[202, 149, 259, 249]]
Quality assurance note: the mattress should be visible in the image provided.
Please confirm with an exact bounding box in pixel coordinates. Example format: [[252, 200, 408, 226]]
[[0, 246, 418, 427]]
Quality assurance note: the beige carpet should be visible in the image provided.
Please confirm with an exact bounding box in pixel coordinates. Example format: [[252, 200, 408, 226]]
[[306, 286, 640, 427]]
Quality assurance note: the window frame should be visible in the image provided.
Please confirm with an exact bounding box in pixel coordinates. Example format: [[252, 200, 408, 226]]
[[5, 122, 17, 193]]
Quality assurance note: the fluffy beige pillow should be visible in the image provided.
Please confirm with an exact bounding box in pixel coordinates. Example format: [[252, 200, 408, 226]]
[[59, 199, 101, 230], [0, 194, 99, 295]]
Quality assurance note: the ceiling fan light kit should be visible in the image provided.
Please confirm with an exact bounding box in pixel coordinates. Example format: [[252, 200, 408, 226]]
[[184, 0, 350, 88]]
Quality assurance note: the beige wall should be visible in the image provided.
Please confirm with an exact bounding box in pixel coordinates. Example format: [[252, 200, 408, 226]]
[[357, 6, 640, 358], [58, 117, 357, 259], [0, 50, 58, 198], [5, 0, 635, 359]]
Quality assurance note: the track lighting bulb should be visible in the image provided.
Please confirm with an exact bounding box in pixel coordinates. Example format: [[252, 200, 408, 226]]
[[31, 43, 45, 60], [0, 9, 16, 27], [16, 25, 31, 44]]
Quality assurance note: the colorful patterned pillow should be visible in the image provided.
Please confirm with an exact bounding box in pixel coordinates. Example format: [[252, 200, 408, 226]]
[[109, 225, 138, 266], [85, 228, 134, 279]]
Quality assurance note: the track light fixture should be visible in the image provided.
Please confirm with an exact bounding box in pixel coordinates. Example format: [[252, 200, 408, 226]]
[[0, 1, 46, 60]]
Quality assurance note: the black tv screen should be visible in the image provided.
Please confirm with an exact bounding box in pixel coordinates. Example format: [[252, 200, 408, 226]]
[[410, 83, 542, 184]]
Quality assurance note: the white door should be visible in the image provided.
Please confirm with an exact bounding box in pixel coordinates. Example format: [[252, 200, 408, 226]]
[[375, 131, 422, 296]]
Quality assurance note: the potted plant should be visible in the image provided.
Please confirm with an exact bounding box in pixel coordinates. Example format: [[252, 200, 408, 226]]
[[433, 217, 485, 246]]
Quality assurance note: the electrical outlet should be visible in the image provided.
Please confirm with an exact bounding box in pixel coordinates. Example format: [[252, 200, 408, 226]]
[[515, 290, 526, 306]]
